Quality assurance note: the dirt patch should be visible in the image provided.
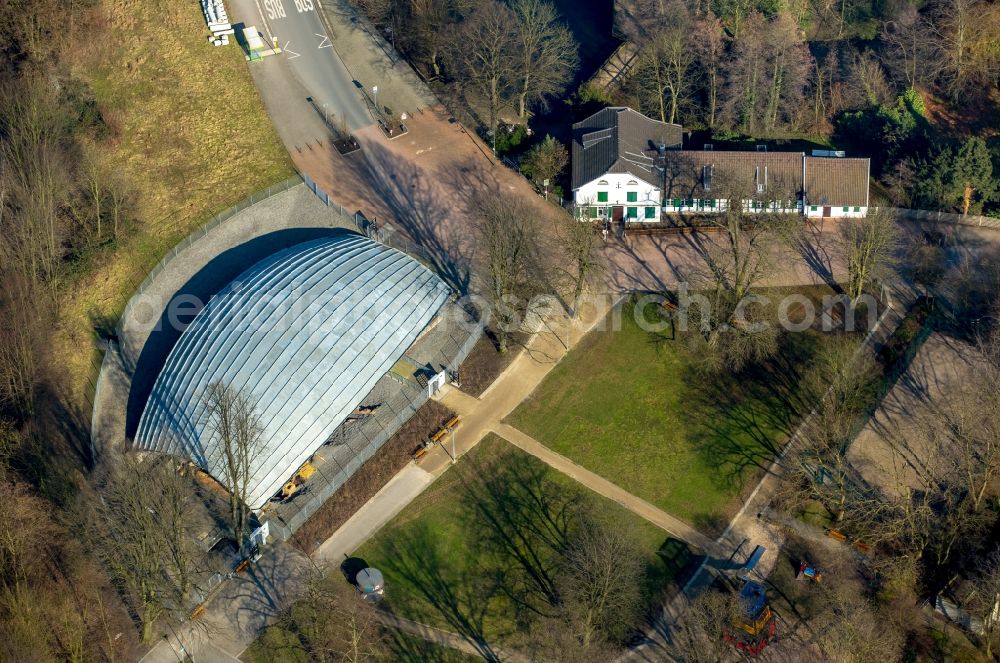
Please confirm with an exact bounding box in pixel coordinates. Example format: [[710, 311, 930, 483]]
[[457, 327, 529, 397], [289, 399, 454, 554], [333, 136, 361, 155], [848, 331, 978, 497]]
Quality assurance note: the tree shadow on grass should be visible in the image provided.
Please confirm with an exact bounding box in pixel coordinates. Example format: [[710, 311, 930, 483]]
[[379, 522, 501, 661], [385, 630, 475, 663], [459, 452, 582, 623], [679, 330, 824, 494], [380, 447, 590, 652]]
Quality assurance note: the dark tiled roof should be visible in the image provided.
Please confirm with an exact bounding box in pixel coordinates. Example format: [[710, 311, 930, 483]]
[[571, 107, 682, 190], [663, 151, 804, 200], [805, 157, 870, 207]]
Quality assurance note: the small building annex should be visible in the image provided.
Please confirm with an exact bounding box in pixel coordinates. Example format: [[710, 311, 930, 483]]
[[571, 107, 870, 222], [133, 234, 451, 512]]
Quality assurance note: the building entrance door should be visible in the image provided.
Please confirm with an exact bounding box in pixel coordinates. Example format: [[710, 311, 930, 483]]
[[822, 206, 832, 217]]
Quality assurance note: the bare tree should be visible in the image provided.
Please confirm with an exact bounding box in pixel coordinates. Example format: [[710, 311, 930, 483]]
[[406, 0, 467, 78], [783, 339, 878, 522], [475, 192, 544, 353], [916, 331, 1000, 514], [156, 460, 197, 601], [928, 0, 1000, 101], [967, 551, 1000, 658], [0, 273, 45, 418], [722, 12, 810, 134], [848, 49, 893, 107], [93, 459, 170, 642], [556, 521, 646, 650], [277, 565, 387, 662], [762, 13, 811, 133], [204, 382, 264, 553], [809, 46, 838, 131], [881, 5, 940, 89], [0, 75, 71, 286], [722, 11, 768, 134], [557, 213, 601, 316], [841, 207, 900, 303], [665, 588, 742, 662], [814, 586, 907, 662], [635, 2, 695, 125], [448, 1, 520, 134], [510, 0, 578, 119], [680, 181, 797, 371], [692, 13, 726, 129]]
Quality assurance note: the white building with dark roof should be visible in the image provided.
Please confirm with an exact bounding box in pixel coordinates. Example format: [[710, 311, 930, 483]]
[[572, 107, 870, 221], [571, 107, 682, 221]]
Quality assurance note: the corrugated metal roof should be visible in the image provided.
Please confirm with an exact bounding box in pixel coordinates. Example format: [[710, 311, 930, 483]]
[[805, 156, 870, 207], [571, 107, 682, 190], [663, 151, 804, 200], [134, 235, 450, 509]]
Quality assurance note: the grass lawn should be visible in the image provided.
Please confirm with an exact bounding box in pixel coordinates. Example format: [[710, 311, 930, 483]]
[[59, 0, 294, 406], [508, 289, 860, 533], [244, 627, 480, 663], [353, 434, 692, 649]]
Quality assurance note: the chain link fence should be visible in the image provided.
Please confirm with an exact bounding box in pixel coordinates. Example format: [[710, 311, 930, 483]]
[[889, 206, 1000, 230], [267, 302, 483, 541]]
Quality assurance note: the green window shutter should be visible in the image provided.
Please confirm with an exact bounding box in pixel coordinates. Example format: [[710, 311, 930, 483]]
[[686, 199, 694, 207], [645, 206, 656, 219], [627, 191, 638, 202], [627, 206, 638, 218], [587, 207, 597, 219], [810, 205, 817, 211], [597, 191, 608, 202], [673, 198, 682, 208], [707, 199, 715, 208], [854, 206, 861, 212]]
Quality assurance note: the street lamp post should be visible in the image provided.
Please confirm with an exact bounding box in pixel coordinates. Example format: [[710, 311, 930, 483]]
[[372, 85, 379, 118]]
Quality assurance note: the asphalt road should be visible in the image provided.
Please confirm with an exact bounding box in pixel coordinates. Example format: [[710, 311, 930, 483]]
[[229, 0, 372, 132]]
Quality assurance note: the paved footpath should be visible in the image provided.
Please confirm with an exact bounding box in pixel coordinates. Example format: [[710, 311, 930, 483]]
[[494, 423, 718, 553]]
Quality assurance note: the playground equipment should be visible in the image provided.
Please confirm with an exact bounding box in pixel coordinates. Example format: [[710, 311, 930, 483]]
[[798, 560, 823, 583], [723, 581, 777, 656]]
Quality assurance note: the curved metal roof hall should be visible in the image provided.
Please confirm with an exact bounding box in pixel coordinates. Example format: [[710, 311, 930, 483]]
[[134, 234, 450, 509]]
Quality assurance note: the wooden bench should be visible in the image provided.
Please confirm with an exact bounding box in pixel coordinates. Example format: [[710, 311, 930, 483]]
[[412, 445, 430, 462]]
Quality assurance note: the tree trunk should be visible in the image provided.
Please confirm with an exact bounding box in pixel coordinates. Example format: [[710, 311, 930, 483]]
[[708, 71, 717, 128]]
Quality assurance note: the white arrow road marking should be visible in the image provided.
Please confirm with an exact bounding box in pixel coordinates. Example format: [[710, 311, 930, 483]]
[[284, 42, 300, 59], [316, 33, 331, 48]]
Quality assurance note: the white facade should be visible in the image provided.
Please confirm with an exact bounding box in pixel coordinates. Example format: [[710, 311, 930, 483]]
[[574, 173, 661, 220], [804, 204, 868, 219], [663, 198, 804, 215]]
